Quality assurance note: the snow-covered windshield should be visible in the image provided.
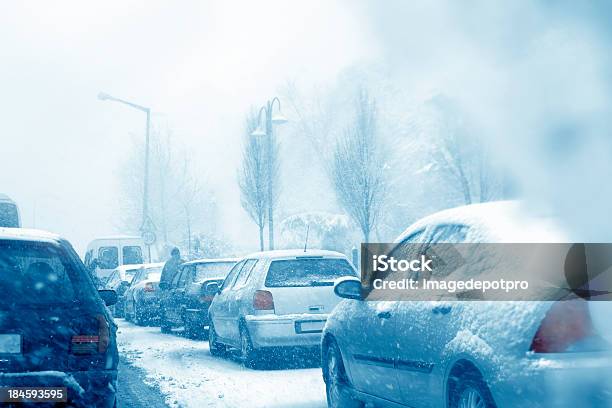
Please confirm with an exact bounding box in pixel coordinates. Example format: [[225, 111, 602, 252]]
[[194, 262, 235, 282], [265, 258, 356, 287], [0, 241, 85, 308]]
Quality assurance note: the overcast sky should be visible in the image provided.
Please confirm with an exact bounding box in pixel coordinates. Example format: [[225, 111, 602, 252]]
[[4, 1, 612, 253], [0, 0, 376, 253]]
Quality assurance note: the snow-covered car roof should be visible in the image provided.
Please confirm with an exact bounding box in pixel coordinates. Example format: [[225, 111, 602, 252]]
[[88, 235, 143, 241], [243, 249, 348, 260], [396, 200, 567, 243], [114, 262, 164, 272], [183, 258, 239, 266], [0, 227, 62, 244]]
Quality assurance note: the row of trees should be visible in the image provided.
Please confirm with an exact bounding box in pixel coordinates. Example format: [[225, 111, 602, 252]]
[[239, 79, 504, 249]]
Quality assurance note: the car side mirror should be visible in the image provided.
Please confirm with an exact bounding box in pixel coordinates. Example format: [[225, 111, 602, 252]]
[[98, 289, 118, 306], [334, 279, 362, 300], [203, 282, 220, 297]]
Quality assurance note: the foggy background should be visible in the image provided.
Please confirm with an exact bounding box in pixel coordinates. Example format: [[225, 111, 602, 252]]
[[2, 0, 612, 255]]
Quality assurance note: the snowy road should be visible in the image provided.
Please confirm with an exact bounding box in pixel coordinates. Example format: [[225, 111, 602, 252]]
[[116, 319, 327, 408], [117, 356, 169, 408]]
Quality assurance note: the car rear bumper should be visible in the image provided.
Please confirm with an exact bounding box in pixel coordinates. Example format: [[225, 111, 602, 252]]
[[492, 352, 612, 407], [184, 306, 211, 323], [138, 296, 161, 318], [0, 369, 117, 408], [245, 313, 328, 348]]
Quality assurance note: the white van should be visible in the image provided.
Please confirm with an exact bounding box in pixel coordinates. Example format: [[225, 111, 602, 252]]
[[0, 194, 21, 228], [84, 236, 147, 281]]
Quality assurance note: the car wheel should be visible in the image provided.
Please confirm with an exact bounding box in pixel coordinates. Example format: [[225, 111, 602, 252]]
[[209, 321, 226, 357], [115, 302, 125, 318], [239, 324, 260, 368], [450, 373, 495, 408], [133, 302, 144, 326], [183, 315, 201, 339], [324, 340, 363, 408], [160, 311, 172, 334]]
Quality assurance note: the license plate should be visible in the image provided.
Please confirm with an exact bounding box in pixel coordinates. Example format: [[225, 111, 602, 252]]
[[296, 320, 325, 334], [0, 334, 21, 354]]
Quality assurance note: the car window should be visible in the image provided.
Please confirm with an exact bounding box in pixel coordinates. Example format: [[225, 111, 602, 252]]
[[124, 268, 139, 284], [401, 228, 426, 244], [390, 228, 427, 261], [0, 241, 87, 307], [107, 270, 119, 287], [132, 266, 161, 285], [98, 246, 119, 269], [429, 224, 469, 244], [265, 258, 357, 288], [194, 262, 235, 282], [177, 265, 194, 288], [123, 246, 143, 265], [84, 250, 92, 268], [0, 202, 19, 228], [232, 259, 257, 289], [219, 260, 245, 292]]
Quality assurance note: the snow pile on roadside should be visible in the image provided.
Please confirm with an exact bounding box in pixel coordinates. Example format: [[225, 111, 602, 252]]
[[116, 320, 326, 408]]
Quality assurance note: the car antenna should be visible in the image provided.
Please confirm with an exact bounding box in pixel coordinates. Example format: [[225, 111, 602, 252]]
[[303, 223, 310, 253]]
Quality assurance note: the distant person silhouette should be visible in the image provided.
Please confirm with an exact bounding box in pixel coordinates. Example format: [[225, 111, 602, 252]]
[[160, 247, 183, 289]]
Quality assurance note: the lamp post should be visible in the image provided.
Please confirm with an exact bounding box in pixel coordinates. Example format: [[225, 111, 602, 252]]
[[98, 92, 153, 261], [251, 97, 287, 250]]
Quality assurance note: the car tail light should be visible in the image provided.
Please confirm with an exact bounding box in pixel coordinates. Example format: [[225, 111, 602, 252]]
[[144, 282, 155, 292], [530, 300, 594, 353], [72, 315, 110, 354], [253, 290, 274, 311]]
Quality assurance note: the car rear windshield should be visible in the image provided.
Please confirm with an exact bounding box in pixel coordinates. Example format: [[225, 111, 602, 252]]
[[123, 246, 143, 265], [124, 268, 139, 283], [0, 240, 89, 308], [137, 267, 162, 283], [195, 262, 235, 282], [265, 258, 356, 288]]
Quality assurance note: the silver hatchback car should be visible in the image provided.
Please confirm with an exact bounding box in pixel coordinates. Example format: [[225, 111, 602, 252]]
[[322, 201, 612, 408], [208, 249, 357, 368]]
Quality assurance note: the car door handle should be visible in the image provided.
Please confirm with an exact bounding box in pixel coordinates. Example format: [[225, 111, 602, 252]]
[[432, 305, 452, 315], [377, 311, 392, 319]]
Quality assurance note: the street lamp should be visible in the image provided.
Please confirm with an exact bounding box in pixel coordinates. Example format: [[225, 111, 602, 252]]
[[98, 92, 153, 261], [251, 97, 287, 250]]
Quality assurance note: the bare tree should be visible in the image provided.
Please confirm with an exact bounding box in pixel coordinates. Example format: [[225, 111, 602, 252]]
[[118, 125, 216, 256], [238, 110, 269, 251], [175, 157, 208, 257], [425, 94, 500, 204], [331, 90, 388, 243]]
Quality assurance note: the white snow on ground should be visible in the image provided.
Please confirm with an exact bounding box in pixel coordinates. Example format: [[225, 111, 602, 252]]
[[116, 319, 327, 408]]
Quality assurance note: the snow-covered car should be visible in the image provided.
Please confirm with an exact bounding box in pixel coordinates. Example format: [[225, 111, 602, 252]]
[[123, 262, 164, 325], [104, 264, 142, 318], [208, 249, 358, 367], [159, 258, 237, 338], [0, 228, 118, 407], [322, 201, 612, 408]]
